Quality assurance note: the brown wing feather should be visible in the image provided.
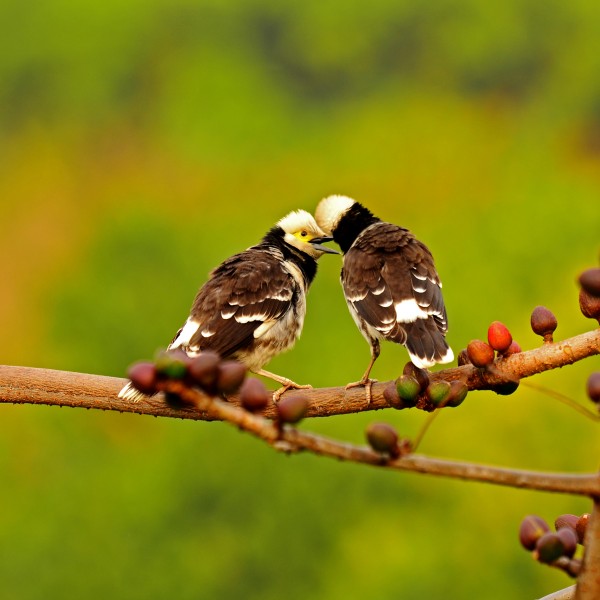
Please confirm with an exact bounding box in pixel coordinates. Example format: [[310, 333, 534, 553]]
[[185, 249, 295, 358]]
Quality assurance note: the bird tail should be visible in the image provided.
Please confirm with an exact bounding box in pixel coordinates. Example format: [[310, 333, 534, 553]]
[[118, 382, 149, 403], [404, 319, 454, 369]]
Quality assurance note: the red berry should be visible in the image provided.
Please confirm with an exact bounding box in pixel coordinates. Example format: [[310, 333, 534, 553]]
[[487, 321, 513, 353], [466, 340, 495, 368], [503, 340, 522, 357]]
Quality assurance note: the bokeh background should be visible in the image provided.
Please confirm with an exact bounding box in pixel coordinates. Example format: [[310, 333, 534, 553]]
[[1, 1, 600, 598]]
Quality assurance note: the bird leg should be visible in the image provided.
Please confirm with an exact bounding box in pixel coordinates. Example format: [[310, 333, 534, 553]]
[[345, 340, 380, 405], [253, 369, 313, 403]]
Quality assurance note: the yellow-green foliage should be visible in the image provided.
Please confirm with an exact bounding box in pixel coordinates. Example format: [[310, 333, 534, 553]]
[[1, 1, 599, 598]]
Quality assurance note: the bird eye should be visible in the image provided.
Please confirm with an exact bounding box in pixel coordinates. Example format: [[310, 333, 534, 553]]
[[300, 231, 308, 237]]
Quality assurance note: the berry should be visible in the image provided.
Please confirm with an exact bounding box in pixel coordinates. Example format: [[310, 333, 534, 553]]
[[519, 515, 550, 551], [530, 306, 557, 342], [426, 381, 451, 407], [466, 340, 495, 368], [402, 362, 430, 392], [383, 382, 403, 409], [587, 373, 600, 405], [487, 321, 513, 353], [554, 514, 579, 533], [127, 362, 158, 395], [239, 378, 270, 413], [494, 380, 520, 396], [365, 423, 400, 457], [215, 361, 246, 394], [457, 349, 471, 366], [556, 527, 578, 558], [188, 352, 221, 391], [579, 268, 600, 296], [576, 514, 589, 544], [154, 350, 189, 380], [579, 288, 600, 323], [277, 395, 309, 424], [503, 340, 522, 357], [445, 380, 468, 407], [395, 375, 420, 406], [535, 532, 565, 563]]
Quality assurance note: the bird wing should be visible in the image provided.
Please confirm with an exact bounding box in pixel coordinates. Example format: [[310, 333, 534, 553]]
[[342, 223, 448, 344], [177, 249, 296, 358]]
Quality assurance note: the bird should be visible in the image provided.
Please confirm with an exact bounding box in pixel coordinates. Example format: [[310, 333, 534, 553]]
[[314, 195, 453, 402], [119, 209, 337, 402]]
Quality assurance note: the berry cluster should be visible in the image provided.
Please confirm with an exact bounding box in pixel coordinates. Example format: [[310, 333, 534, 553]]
[[126, 349, 309, 425], [519, 513, 589, 577], [579, 267, 600, 324], [461, 320, 521, 370], [128, 350, 248, 399], [383, 362, 468, 411]]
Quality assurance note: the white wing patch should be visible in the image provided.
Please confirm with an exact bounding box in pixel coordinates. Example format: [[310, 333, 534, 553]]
[[235, 313, 270, 324], [395, 299, 429, 323], [170, 319, 200, 348]]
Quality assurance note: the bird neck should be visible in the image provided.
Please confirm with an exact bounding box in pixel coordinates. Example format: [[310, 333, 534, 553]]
[[333, 203, 380, 253], [261, 227, 317, 286]]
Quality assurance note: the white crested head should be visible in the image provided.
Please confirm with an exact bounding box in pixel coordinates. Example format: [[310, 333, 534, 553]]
[[275, 209, 336, 259], [277, 209, 324, 236], [314, 195, 356, 235]]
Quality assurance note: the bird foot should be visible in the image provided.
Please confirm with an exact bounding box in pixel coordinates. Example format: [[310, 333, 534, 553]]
[[272, 382, 313, 403], [345, 378, 378, 405]]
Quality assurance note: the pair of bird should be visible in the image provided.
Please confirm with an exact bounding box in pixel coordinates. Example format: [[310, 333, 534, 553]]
[[119, 195, 454, 403]]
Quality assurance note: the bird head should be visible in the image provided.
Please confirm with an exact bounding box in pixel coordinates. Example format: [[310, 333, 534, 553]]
[[277, 210, 339, 258], [314, 195, 357, 236]]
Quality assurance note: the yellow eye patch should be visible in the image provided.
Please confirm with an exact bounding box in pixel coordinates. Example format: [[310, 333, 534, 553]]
[[293, 230, 315, 242]]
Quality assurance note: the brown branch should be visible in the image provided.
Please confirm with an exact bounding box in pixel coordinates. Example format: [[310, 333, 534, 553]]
[[1, 329, 599, 421], [575, 496, 600, 599], [155, 379, 600, 496], [0, 328, 599, 496]]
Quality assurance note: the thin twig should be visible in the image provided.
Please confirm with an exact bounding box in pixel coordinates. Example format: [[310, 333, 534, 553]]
[[157, 380, 600, 497]]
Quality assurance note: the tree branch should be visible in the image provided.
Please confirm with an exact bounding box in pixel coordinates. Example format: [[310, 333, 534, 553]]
[[152, 379, 600, 497], [575, 496, 600, 599], [1, 329, 598, 420], [0, 328, 599, 495]]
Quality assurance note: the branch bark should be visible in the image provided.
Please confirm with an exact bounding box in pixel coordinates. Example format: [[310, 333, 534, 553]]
[[575, 496, 600, 599], [0, 328, 599, 496], [1, 328, 598, 420]]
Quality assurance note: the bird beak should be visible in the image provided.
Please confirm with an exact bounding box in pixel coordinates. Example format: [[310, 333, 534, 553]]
[[309, 236, 339, 254]]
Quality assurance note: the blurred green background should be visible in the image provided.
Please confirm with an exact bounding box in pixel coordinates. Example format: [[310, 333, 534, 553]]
[[1, 0, 600, 598]]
